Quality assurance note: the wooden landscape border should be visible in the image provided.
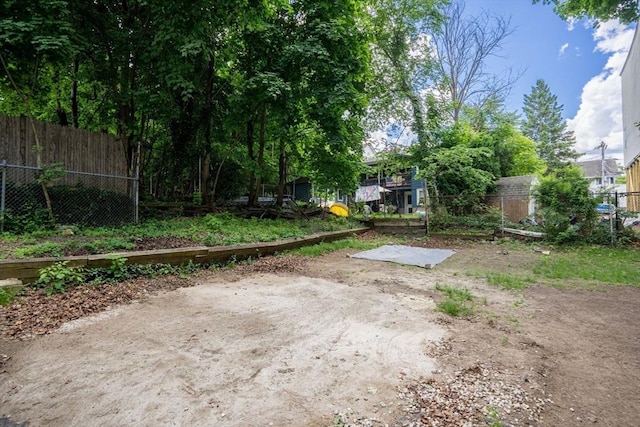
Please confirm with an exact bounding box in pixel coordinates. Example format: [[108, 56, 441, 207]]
[[0, 228, 369, 283]]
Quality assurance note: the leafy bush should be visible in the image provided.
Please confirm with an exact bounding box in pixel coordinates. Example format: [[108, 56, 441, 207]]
[[429, 206, 508, 231], [49, 184, 134, 227], [535, 166, 597, 244], [85, 258, 199, 284], [34, 261, 85, 296]]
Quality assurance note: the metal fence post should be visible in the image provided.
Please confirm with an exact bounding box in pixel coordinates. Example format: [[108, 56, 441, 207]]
[[133, 176, 139, 224], [1, 160, 6, 233], [501, 196, 505, 238]]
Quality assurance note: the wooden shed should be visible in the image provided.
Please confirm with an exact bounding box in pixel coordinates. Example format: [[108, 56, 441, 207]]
[[485, 175, 539, 223]]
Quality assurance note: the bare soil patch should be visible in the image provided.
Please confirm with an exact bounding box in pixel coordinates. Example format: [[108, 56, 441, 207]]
[[1, 239, 638, 426]]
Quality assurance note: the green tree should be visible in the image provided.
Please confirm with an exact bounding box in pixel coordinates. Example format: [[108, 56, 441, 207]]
[[367, 0, 445, 147], [535, 165, 597, 243], [462, 97, 545, 177], [1, 0, 373, 209], [533, 0, 639, 24], [522, 79, 578, 173], [411, 122, 497, 213]]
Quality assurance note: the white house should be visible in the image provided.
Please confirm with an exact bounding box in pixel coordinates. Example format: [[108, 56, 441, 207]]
[[576, 159, 623, 191]]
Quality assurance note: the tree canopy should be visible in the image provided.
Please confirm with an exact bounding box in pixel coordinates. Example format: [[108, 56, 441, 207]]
[[0, 0, 372, 205], [522, 79, 578, 173], [0, 0, 556, 212], [534, 0, 639, 24]]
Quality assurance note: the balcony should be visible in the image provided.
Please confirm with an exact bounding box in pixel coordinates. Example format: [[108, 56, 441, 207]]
[[361, 173, 412, 188]]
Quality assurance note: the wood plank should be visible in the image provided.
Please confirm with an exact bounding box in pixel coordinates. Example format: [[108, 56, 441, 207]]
[[501, 228, 545, 238], [0, 229, 370, 281], [0, 256, 87, 280], [86, 247, 210, 268]]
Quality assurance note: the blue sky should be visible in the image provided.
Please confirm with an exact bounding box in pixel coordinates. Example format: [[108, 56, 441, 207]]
[[468, 0, 603, 118], [367, 0, 637, 163], [467, 0, 637, 160]]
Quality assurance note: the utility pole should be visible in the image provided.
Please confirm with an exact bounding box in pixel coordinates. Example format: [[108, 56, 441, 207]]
[[596, 141, 607, 189]]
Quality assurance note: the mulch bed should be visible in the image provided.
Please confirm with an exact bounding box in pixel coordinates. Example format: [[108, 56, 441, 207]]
[[0, 275, 192, 340], [0, 253, 311, 340]]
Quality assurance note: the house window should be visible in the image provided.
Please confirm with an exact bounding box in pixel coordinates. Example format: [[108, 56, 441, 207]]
[[595, 178, 602, 185], [416, 188, 426, 206]]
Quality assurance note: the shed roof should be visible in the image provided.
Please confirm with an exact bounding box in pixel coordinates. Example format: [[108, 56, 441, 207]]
[[492, 175, 539, 197]]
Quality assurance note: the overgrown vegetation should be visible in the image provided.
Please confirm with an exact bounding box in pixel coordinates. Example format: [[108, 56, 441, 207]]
[[534, 165, 598, 244], [1, 214, 359, 259], [0, 287, 18, 306], [428, 207, 509, 232]]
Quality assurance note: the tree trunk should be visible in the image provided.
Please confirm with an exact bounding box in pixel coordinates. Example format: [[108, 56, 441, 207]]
[[247, 118, 257, 206], [211, 155, 227, 203], [201, 153, 211, 206], [276, 137, 286, 206], [254, 107, 267, 202], [201, 61, 215, 205], [402, 79, 427, 147]]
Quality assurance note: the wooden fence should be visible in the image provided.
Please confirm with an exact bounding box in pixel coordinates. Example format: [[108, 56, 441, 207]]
[[0, 115, 127, 176], [485, 195, 533, 224]]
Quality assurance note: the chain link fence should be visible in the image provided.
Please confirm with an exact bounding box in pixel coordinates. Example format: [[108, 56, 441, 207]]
[[1, 161, 138, 233], [425, 191, 640, 243], [596, 190, 640, 230]]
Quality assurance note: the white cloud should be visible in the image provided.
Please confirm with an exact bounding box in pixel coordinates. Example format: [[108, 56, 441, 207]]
[[567, 18, 577, 31], [558, 42, 569, 58], [568, 21, 635, 160]]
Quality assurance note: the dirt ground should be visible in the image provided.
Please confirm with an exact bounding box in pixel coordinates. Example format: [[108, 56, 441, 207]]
[[1, 239, 639, 426]]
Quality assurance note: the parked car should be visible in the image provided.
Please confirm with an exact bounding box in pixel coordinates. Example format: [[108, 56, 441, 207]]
[[595, 203, 615, 214]]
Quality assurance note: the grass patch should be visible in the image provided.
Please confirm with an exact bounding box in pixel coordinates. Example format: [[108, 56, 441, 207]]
[[533, 246, 640, 286], [291, 237, 389, 257], [436, 299, 474, 317], [486, 273, 533, 290], [434, 283, 475, 317], [435, 283, 473, 300]]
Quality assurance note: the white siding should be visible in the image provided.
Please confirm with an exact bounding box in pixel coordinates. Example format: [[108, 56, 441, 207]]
[[622, 26, 640, 169]]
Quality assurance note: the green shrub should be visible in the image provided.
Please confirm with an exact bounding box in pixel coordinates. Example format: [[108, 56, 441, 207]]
[[535, 166, 597, 244], [429, 207, 508, 231], [34, 261, 85, 296]]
